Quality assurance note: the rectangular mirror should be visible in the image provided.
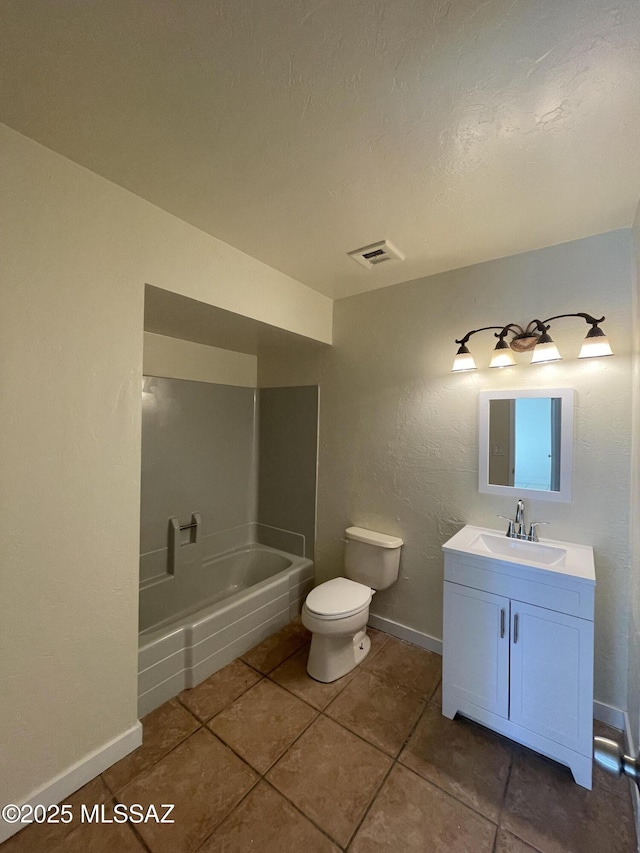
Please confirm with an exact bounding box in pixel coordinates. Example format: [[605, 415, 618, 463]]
[[478, 388, 574, 503]]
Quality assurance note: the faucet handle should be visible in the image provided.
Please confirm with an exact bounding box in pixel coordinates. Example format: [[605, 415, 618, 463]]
[[528, 521, 549, 542], [497, 515, 516, 538]]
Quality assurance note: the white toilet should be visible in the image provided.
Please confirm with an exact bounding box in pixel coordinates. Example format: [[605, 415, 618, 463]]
[[302, 526, 403, 682]]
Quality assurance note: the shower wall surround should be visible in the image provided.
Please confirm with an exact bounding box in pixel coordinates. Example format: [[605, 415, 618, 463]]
[[259, 229, 634, 714], [140, 378, 258, 584], [258, 386, 318, 559], [140, 376, 318, 584]]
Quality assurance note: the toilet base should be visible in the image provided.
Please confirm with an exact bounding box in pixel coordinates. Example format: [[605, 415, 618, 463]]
[[306, 629, 371, 683]]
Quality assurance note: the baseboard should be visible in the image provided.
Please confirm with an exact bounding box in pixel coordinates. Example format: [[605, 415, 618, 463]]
[[0, 722, 142, 845], [593, 700, 626, 730], [367, 614, 443, 655]]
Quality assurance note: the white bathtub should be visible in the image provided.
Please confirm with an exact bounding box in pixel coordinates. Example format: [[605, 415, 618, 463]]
[[138, 544, 314, 716]]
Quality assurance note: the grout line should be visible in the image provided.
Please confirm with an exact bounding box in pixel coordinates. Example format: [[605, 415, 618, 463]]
[[192, 774, 263, 852], [343, 674, 434, 849], [494, 749, 514, 840], [177, 672, 267, 725], [266, 661, 355, 713], [107, 793, 155, 853], [343, 746, 396, 849], [240, 638, 310, 678], [108, 718, 204, 798], [395, 760, 502, 826], [260, 777, 347, 851], [128, 625, 523, 851], [206, 704, 320, 778]]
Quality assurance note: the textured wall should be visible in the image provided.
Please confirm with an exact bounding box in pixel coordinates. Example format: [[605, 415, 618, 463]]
[[260, 230, 633, 710], [628, 206, 640, 751], [0, 122, 330, 824], [258, 386, 319, 559]]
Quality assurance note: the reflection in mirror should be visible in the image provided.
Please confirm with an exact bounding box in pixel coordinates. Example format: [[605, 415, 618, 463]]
[[488, 397, 562, 491], [478, 388, 574, 503]]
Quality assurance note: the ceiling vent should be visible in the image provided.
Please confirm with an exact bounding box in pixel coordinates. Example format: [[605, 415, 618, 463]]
[[348, 240, 405, 270]]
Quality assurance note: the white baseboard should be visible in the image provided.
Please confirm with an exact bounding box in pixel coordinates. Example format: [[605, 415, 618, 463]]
[[0, 722, 142, 845], [593, 700, 625, 730], [368, 614, 442, 656]]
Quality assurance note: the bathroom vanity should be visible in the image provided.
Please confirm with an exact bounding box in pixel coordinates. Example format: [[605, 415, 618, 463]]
[[441, 525, 595, 788]]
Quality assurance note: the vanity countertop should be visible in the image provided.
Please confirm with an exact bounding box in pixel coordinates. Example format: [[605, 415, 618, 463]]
[[442, 524, 595, 585]]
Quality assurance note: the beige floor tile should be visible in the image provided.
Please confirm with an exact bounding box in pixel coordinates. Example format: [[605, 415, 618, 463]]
[[178, 659, 262, 721], [495, 828, 542, 853], [102, 699, 199, 793], [53, 802, 147, 853], [241, 620, 311, 673], [199, 781, 341, 853], [117, 728, 258, 853], [502, 745, 636, 853], [267, 715, 391, 847], [363, 636, 441, 698], [325, 668, 425, 756], [399, 703, 512, 822], [350, 763, 496, 853], [0, 777, 112, 852], [208, 679, 317, 773], [269, 644, 356, 710]]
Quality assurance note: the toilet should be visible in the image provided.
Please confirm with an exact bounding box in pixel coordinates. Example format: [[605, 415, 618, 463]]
[[302, 526, 403, 682]]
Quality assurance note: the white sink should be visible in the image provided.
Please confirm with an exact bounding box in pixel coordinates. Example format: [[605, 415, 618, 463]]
[[442, 525, 595, 581], [468, 531, 567, 567]]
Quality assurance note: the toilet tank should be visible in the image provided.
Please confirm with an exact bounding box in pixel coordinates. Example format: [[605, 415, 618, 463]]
[[344, 526, 403, 590]]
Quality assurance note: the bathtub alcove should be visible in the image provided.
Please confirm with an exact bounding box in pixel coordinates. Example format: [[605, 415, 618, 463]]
[[140, 288, 320, 716]]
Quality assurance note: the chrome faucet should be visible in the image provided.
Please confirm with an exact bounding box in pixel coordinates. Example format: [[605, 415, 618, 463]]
[[514, 499, 526, 539], [497, 499, 549, 541]]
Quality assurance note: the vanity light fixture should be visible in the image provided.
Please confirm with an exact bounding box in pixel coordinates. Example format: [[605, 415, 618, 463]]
[[451, 312, 613, 372]]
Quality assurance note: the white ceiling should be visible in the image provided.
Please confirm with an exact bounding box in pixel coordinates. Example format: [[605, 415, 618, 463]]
[[1, 1, 639, 300]]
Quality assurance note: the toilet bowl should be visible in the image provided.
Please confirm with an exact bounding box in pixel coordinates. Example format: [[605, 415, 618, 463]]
[[302, 527, 403, 683], [302, 577, 373, 682]]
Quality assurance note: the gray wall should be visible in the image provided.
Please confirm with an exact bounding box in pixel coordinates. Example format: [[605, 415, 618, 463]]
[[259, 230, 633, 712], [258, 386, 318, 559], [140, 377, 257, 569]]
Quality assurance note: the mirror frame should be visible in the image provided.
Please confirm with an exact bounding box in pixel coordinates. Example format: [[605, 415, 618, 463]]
[[478, 388, 574, 503]]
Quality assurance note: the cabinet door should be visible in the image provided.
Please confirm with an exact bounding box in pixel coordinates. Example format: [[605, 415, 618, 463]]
[[509, 601, 593, 753], [443, 582, 510, 718]]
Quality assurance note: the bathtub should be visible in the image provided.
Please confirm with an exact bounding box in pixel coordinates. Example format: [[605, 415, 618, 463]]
[[138, 543, 314, 716]]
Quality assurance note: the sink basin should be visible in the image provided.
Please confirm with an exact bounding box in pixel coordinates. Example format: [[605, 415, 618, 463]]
[[468, 532, 567, 567], [442, 525, 595, 581]]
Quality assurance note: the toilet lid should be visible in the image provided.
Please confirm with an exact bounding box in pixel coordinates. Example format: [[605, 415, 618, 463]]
[[306, 577, 373, 617]]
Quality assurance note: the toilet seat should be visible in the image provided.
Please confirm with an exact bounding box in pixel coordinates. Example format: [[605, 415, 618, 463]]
[[305, 577, 373, 620]]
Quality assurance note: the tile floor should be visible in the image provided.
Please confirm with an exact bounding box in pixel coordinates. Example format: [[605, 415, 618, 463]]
[[2, 621, 637, 853]]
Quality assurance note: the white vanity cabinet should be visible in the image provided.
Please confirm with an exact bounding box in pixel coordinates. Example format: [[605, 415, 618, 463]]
[[442, 525, 595, 789]]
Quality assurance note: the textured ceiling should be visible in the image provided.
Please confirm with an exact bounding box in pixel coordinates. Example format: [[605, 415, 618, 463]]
[[1, 1, 639, 299]]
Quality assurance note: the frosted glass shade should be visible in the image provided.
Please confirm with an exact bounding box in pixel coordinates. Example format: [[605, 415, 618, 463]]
[[489, 346, 516, 369], [578, 334, 613, 359], [451, 347, 477, 372], [530, 340, 562, 364]]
